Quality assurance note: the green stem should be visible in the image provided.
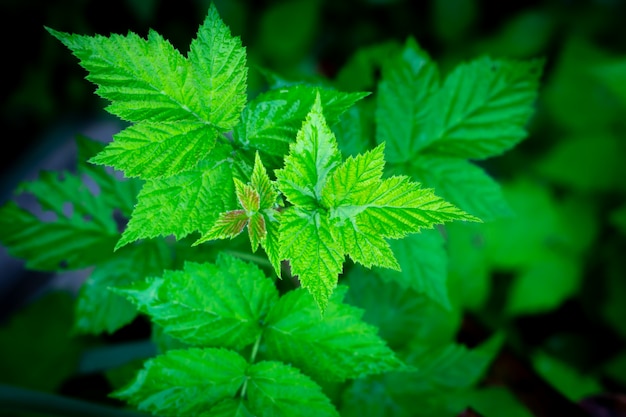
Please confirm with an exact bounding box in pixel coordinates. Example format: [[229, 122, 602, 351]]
[[0, 384, 149, 417], [240, 333, 263, 400], [224, 250, 273, 268]]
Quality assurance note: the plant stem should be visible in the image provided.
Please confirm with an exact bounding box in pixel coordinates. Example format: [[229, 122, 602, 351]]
[[224, 249, 273, 268], [240, 333, 263, 400], [0, 384, 149, 417]]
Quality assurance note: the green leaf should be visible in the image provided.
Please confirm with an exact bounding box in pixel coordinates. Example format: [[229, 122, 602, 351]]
[[263, 286, 404, 382], [344, 266, 459, 350], [340, 333, 503, 417], [251, 152, 279, 210], [278, 208, 344, 310], [532, 351, 603, 402], [246, 361, 339, 417], [461, 387, 534, 417], [113, 348, 247, 417], [276, 94, 343, 207], [505, 254, 582, 316], [0, 171, 119, 271], [115, 253, 278, 349], [332, 101, 374, 158], [534, 133, 626, 192], [196, 153, 280, 252], [201, 399, 254, 417], [276, 95, 476, 311], [234, 85, 368, 160], [188, 3, 248, 131], [117, 144, 236, 248], [423, 57, 543, 159], [405, 155, 512, 221], [91, 122, 219, 179], [594, 59, 626, 108], [48, 3, 246, 179], [543, 36, 619, 131], [326, 154, 478, 240], [375, 37, 439, 163], [376, 229, 451, 309], [75, 239, 171, 335]]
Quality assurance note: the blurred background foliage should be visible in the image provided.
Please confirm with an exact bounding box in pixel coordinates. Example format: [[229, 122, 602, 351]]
[[2, 0, 626, 416]]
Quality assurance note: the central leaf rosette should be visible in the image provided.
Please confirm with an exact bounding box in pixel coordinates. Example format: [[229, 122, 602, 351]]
[[272, 93, 479, 312]]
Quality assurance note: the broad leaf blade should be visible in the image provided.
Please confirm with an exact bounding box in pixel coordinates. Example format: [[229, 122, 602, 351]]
[[112, 348, 247, 417], [115, 254, 278, 349], [278, 208, 344, 312], [234, 86, 368, 160], [376, 37, 439, 162], [377, 229, 451, 309], [406, 155, 512, 222], [90, 122, 218, 179], [247, 361, 339, 417], [188, 3, 248, 131], [117, 144, 236, 248], [424, 57, 543, 159], [275, 93, 342, 208], [263, 286, 404, 382]]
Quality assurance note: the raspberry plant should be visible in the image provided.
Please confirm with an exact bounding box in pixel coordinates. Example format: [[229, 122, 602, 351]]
[[0, 3, 543, 416]]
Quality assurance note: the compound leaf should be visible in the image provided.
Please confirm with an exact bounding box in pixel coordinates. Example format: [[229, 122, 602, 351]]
[[48, 3, 247, 179], [115, 253, 278, 349], [263, 286, 404, 382], [112, 348, 247, 417]]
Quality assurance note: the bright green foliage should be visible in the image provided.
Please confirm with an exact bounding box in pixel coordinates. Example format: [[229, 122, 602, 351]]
[[196, 153, 281, 263], [113, 348, 337, 417], [245, 361, 339, 417], [76, 135, 143, 218], [263, 286, 404, 382], [234, 86, 369, 160], [113, 348, 248, 417], [47, 4, 246, 179], [116, 254, 278, 350], [276, 94, 476, 310], [114, 255, 399, 415], [116, 143, 237, 249], [0, 3, 556, 416], [377, 38, 543, 221]]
